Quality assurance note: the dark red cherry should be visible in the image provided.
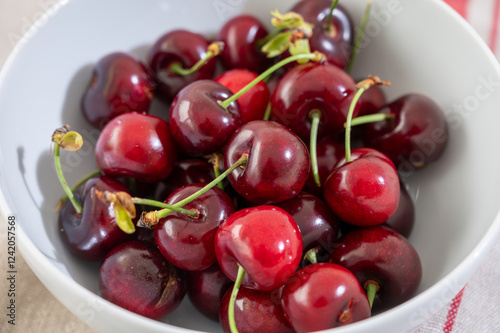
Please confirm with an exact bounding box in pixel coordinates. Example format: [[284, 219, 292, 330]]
[[291, 0, 354, 68], [281, 263, 371, 333], [274, 192, 339, 263], [215, 205, 303, 291], [271, 62, 359, 142], [363, 93, 449, 170], [95, 112, 177, 183], [218, 15, 271, 73], [224, 120, 310, 205], [82, 52, 155, 129], [99, 240, 187, 319], [324, 151, 400, 226], [329, 225, 422, 312], [220, 286, 294, 333], [58, 175, 133, 261], [147, 29, 217, 100], [169, 80, 241, 156], [155, 183, 236, 271], [154, 158, 215, 201], [303, 136, 345, 197], [187, 262, 233, 321], [215, 69, 270, 124]]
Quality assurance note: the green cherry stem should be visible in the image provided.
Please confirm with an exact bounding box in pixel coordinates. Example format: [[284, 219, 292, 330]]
[[219, 52, 325, 109], [349, 113, 394, 127], [131, 197, 199, 218], [169, 41, 224, 76], [54, 143, 83, 214], [346, 0, 372, 73], [304, 248, 319, 265], [229, 264, 246, 333], [325, 0, 340, 30], [364, 280, 380, 309], [308, 109, 322, 187], [256, 26, 286, 49], [263, 102, 272, 121], [57, 169, 101, 208]]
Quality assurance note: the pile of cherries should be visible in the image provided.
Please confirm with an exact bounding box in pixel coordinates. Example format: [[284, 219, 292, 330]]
[[51, 0, 449, 332]]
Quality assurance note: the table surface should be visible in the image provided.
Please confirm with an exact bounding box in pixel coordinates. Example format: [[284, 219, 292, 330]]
[[1, 1, 499, 333]]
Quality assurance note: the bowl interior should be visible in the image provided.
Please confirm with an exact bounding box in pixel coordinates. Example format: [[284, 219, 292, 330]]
[[1, 0, 500, 332]]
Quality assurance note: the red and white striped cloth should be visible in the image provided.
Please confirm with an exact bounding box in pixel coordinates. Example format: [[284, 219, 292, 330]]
[[408, 1, 500, 332]]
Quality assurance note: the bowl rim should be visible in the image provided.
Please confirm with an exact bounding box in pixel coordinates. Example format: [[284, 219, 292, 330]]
[[1, 0, 500, 332]]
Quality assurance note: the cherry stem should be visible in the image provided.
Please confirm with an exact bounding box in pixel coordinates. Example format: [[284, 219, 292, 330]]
[[229, 264, 246, 333], [169, 41, 224, 76], [131, 197, 199, 218], [263, 102, 272, 121], [256, 26, 286, 49], [208, 153, 224, 190], [219, 52, 324, 109], [304, 248, 318, 265], [308, 109, 322, 187], [348, 113, 393, 127], [346, 0, 372, 73], [53, 143, 82, 214], [57, 169, 100, 208], [365, 280, 380, 309], [152, 154, 248, 220], [325, 0, 340, 30]]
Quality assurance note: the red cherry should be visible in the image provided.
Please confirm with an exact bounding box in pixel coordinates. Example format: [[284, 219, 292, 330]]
[[329, 225, 422, 311], [99, 240, 187, 319], [82, 52, 155, 129], [147, 29, 217, 100], [58, 175, 133, 261], [220, 286, 294, 333], [281, 262, 371, 332], [218, 15, 271, 73], [95, 112, 177, 183], [215, 69, 270, 124], [187, 262, 233, 321], [214, 205, 303, 291], [224, 120, 310, 205], [155, 183, 236, 271]]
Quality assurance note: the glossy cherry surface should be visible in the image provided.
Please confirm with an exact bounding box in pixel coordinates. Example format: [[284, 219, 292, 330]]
[[220, 286, 294, 333], [215, 205, 303, 291], [147, 29, 217, 100], [187, 262, 233, 321], [99, 240, 187, 319], [271, 62, 359, 142], [215, 68, 270, 124], [329, 225, 422, 312], [169, 80, 241, 156], [218, 15, 271, 73], [281, 262, 371, 333], [155, 183, 236, 271], [363, 93, 449, 169], [324, 151, 400, 226], [82, 52, 155, 129], [291, 0, 354, 69], [59, 175, 133, 261], [95, 112, 177, 183], [224, 120, 310, 204], [274, 191, 339, 262]]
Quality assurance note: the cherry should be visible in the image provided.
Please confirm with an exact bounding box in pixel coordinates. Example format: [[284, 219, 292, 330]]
[[224, 120, 310, 204], [147, 29, 218, 100], [329, 225, 422, 312], [58, 175, 134, 261], [82, 52, 155, 129], [218, 15, 271, 73], [281, 262, 371, 332], [152, 183, 236, 271], [274, 191, 339, 263], [220, 286, 294, 333], [169, 80, 241, 157], [291, 0, 354, 69], [215, 69, 270, 124], [215, 205, 303, 291], [95, 112, 177, 183], [99, 240, 187, 319], [187, 262, 233, 321], [362, 93, 449, 170]]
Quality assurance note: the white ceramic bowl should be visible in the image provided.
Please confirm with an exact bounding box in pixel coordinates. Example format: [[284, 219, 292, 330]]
[[1, 0, 500, 332]]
